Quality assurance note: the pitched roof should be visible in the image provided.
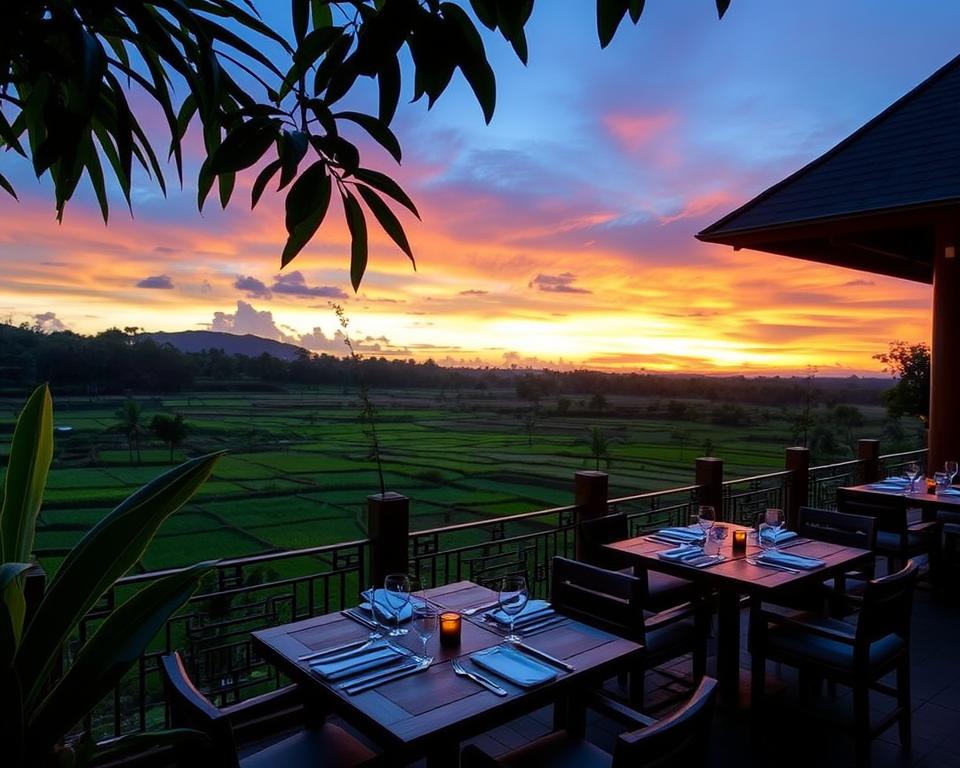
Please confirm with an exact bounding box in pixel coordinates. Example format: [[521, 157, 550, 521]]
[[697, 53, 960, 283]]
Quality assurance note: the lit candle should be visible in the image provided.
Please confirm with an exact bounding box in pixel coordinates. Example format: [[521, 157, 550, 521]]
[[440, 612, 461, 648], [732, 529, 748, 555]]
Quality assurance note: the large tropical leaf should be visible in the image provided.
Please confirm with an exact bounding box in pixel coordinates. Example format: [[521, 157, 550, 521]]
[[0, 384, 53, 564], [28, 562, 215, 750], [0, 563, 32, 654], [16, 452, 223, 709]]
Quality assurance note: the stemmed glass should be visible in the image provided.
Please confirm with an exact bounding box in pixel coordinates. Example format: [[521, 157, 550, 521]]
[[411, 602, 439, 663], [905, 462, 922, 494], [946, 460, 958, 485], [383, 573, 411, 636], [764, 508, 784, 550], [498, 575, 528, 644], [697, 505, 715, 547], [365, 583, 385, 641]]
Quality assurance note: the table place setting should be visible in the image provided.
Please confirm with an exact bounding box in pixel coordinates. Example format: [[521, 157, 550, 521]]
[[655, 544, 725, 568], [304, 639, 430, 694], [468, 644, 561, 688], [645, 526, 705, 545], [750, 550, 826, 572]]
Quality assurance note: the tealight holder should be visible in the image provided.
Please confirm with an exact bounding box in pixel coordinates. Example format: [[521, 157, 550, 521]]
[[732, 529, 748, 555], [439, 611, 461, 648]]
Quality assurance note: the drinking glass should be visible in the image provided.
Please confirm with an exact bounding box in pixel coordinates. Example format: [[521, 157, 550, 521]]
[[905, 462, 921, 493], [697, 505, 716, 545], [366, 583, 385, 641], [383, 573, 411, 636], [758, 522, 776, 552], [935, 472, 951, 495], [764, 508, 785, 549], [498, 575, 528, 644], [946, 460, 958, 484], [411, 603, 439, 663]]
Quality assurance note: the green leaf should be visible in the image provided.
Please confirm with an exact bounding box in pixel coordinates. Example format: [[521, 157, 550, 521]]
[[597, 0, 630, 48], [442, 3, 496, 124], [470, 0, 498, 29], [628, 0, 645, 23], [312, 0, 334, 28], [281, 160, 331, 267], [377, 56, 401, 125], [251, 158, 282, 208], [0, 172, 17, 201], [1, 563, 31, 654], [218, 170, 236, 209], [352, 167, 420, 218], [29, 562, 215, 748], [357, 184, 415, 264], [716, 0, 731, 19], [279, 130, 310, 190], [209, 118, 278, 175], [15, 452, 223, 710], [293, 0, 309, 43], [333, 111, 401, 163], [1, 384, 53, 564], [343, 190, 368, 291]]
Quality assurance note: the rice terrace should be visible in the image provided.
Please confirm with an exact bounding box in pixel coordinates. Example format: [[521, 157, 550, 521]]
[[1, 380, 917, 577]]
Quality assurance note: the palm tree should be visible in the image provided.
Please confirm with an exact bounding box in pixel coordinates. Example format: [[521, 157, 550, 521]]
[[151, 413, 189, 463], [113, 399, 144, 464], [583, 426, 615, 470]]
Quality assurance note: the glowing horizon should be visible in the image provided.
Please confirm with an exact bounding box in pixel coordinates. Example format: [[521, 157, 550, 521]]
[[1, 2, 954, 376]]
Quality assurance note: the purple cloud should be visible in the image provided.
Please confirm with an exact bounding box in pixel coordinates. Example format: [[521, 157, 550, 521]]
[[235, 275, 272, 298], [529, 273, 591, 294], [271, 271, 347, 299], [137, 275, 174, 289]]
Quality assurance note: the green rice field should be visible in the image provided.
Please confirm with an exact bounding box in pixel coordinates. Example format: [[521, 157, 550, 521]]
[[0, 387, 914, 574]]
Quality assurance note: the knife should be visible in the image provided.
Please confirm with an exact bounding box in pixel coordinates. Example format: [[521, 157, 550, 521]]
[[342, 660, 430, 695], [299, 638, 372, 662], [515, 643, 575, 672], [516, 616, 566, 635], [746, 558, 800, 575], [336, 656, 419, 689], [341, 608, 377, 629]]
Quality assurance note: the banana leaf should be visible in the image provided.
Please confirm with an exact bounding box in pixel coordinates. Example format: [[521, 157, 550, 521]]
[[16, 451, 223, 709], [0, 384, 53, 563], [0, 563, 32, 658], [28, 561, 215, 750]]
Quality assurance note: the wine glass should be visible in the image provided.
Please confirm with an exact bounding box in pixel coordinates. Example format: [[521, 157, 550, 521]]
[[365, 583, 385, 641], [946, 460, 958, 485], [764, 508, 785, 550], [498, 575, 528, 644], [383, 573, 411, 636], [696, 505, 715, 546], [905, 462, 922, 493], [758, 522, 776, 553], [411, 602, 439, 663]]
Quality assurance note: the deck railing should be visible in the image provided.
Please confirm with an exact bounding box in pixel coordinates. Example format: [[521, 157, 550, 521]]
[[54, 439, 924, 741]]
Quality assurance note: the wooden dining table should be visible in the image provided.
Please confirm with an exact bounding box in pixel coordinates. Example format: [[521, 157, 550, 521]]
[[603, 525, 872, 705], [840, 482, 960, 516], [252, 580, 643, 765]]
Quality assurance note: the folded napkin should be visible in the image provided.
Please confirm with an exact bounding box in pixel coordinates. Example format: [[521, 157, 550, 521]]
[[655, 527, 704, 543], [361, 589, 424, 623], [310, 645, 403, 681], [882, 476, 911, 485], [867, 482, 910, 491], [759, 528, 797, 545], [471, 645, 558, 688], [937, 488, 960, 496], [486, 599, 554, 628], [756, 551, 825, 570], [657, 544, 702, 562]]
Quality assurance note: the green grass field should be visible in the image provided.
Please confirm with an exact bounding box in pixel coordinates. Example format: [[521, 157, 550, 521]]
[[0, 386, 919, 573]]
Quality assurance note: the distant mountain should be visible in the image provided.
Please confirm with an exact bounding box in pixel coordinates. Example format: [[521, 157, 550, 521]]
[[146, 331, 307, 361]]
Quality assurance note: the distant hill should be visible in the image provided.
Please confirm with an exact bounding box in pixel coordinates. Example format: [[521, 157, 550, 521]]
[[146, 331, 307, 361]]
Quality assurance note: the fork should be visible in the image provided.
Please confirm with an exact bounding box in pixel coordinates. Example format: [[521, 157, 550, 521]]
[[451, 658, 508, 696], [462, 601, 500, 616]]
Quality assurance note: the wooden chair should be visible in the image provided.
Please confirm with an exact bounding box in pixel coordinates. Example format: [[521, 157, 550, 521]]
[[550, 556, 707, 709], [937, 508, 960, 594], [160, 652, 376, 768], [750, 561, 919, 768], [578, 514, 698, 612], [836, 488, 938, 573], [797, 506, 877, 611], [460, 676, 717, 768]]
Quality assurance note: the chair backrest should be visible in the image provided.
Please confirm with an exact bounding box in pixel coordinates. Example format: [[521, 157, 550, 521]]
[[797, 506, 877, 550], [855, 560, 919, 663], [613, 676, 717, 768], [550, 556, 646, 642], [578, 513, 632, 570], [161, 652, 239, 768], [836, 488, 909, 536]]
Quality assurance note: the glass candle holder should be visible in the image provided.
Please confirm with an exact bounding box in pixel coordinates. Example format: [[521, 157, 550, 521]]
[[732, 529, 748, 555], [439, 612, 461, 648]]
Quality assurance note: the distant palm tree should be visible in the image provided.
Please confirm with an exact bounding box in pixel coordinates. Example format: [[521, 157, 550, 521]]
[[151, 413, 188, 463], [583, 426, 616, 470], [112, 399, 144, 464]]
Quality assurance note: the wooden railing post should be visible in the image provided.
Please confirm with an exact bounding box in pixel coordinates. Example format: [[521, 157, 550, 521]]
[[367, 492, 409, 586], [696, 457, 724, 521], [574, 471, 608, 561], [857, 439, 881, 484], [785, 447, 810, 530]]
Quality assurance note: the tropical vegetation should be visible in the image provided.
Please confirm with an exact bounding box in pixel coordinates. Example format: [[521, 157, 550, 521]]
[[0, 384, 221, 766]]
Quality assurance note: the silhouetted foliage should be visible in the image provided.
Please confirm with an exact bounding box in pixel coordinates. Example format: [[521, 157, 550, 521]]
[[874, 341, 930, 425], [150, 413, 188, 462]]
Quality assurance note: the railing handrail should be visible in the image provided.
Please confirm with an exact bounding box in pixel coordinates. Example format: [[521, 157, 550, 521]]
[[607, 484, 700, 506], [409, 504, 578, 538], [722, 469, 791, 486], [879, 448, 928, 461], [809, 458, 861, 472], [113, 538, 372, 587]]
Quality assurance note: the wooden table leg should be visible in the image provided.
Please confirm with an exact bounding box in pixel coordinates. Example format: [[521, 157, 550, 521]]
[[716, 589, 743, 705]]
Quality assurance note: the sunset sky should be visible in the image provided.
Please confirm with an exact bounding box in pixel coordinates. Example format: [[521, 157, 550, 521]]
[[2, 1, 958, 374]]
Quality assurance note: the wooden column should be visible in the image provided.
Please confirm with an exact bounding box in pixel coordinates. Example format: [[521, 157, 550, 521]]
[[785, 447, 809, 529], [367, 492, 409, 586], [857, 439, 881, 484], [574, 471, 608, 561], [696, 457, 724, 521], [930, 220, 960, 473]]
